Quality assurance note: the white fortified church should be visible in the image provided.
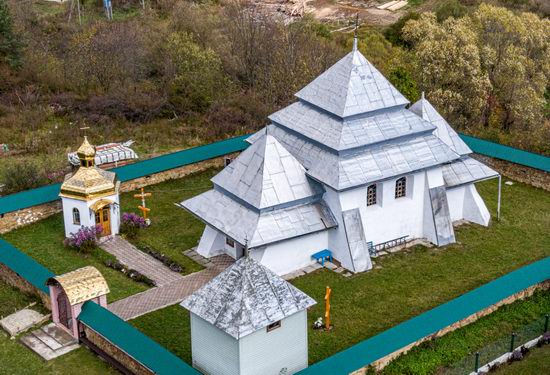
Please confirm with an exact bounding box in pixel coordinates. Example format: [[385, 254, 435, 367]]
[[181, 38, 499, 276]]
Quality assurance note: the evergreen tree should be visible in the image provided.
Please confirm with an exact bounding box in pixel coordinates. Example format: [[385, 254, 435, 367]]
[[0, 0, 21, 69]]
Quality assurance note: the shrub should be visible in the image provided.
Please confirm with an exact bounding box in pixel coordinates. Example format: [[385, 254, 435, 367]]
[[104, 259, 156, 286], [1, 159, 46, 194], [64, 225, 102, 253], [138, 244, 184, 274], [120, 212, 147, 239]]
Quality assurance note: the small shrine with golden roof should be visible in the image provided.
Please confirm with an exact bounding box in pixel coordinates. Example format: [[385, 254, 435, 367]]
[[60, 137, 121, 238], [47, 266, 110, 338]]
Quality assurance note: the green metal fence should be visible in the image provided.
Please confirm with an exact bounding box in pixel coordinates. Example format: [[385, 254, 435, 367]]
[[445, 316, 548, 374], [1, 134, 549, 216]]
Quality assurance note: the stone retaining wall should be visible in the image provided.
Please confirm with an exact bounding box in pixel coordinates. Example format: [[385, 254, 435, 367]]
[[351, 280, 550, 374], [472, 154, 550, 192], [81, 325, 153, 375], [0, 263, 51, 310], [0, 157, 224, 234]]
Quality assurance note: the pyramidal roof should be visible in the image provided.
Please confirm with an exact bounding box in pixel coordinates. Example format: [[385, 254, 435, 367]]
[[211, 133, 322, 210], [180, 256, 316, 339], [295, 40, 409, 118], [410, 94, 472, 156]]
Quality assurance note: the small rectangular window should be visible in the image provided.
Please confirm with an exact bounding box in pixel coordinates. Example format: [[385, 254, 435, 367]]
[[366, 184, 377, 206], [395, 177, 407, 199], [226, 237, 235, 247], [267, 321, 281, 332]]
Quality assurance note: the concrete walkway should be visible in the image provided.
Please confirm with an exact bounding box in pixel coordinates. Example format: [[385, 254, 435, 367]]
[[100, 236, 183, 287], [108, 253, 234, 321]]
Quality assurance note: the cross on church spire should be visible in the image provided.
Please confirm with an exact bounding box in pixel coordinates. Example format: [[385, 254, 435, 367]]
[[353, 14, 359, 51]]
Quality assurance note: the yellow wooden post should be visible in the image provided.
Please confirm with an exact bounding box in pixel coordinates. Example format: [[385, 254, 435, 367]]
[[133, 188, 152, 219], [325, 286, 332, 330]]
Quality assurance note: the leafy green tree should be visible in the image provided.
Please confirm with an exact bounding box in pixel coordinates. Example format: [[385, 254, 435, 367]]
[[0, 0, 21, 69], [167, 32, 229, 113], [389, 66, 419, 101]]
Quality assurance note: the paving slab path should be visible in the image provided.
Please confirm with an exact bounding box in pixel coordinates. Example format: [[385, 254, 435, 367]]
[[100, 236, 183, 287], [108, 253, 234, 321]]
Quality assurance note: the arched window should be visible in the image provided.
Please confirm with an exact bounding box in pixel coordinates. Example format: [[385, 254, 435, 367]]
[[72, 208, 81, 225], [395, 177, 407, 199], [366, 184, 377, 206]]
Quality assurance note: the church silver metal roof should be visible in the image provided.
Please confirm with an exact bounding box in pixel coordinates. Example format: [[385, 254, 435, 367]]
[[268, 124, 460, 190], [212, 134, 323, 210], [181, 256, 316, 339], [179, 189, 337, 248], [270, 101, 436, 151], [410, 95, 472, 156], [295, 45, 409, 118], [442, 156, 499, 188]]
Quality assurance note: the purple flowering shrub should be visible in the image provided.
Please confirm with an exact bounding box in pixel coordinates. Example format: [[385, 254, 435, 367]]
[[120, 212, 147, 239], [64, 225, 102, 253]]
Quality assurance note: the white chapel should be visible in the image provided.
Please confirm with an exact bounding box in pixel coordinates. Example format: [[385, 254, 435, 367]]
[[180, 38, 499, 276], [60, 137, 121, 238]]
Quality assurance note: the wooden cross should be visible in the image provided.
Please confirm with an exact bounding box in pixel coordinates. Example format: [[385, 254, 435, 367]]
[[325, 285, 332, 330], [134, 188, 152, 219], [80, 126, 90, 137]]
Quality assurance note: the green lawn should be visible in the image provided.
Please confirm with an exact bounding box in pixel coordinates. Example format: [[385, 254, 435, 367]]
[[130, 304, 192, 364], [380, 290, 550, 374], [1, 215, 148, 303], [133, 175, 550, 369], [119, 168, 221, 275], [293, 178, 550, 363], [0, 280, 116, 375], [494, 344, 550, 374]]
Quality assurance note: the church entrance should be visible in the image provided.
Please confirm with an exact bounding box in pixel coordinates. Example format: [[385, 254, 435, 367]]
[[95, 206, 111, 236]]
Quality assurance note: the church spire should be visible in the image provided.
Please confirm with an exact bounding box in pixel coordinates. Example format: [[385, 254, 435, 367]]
[[353, 13, 359, 52]]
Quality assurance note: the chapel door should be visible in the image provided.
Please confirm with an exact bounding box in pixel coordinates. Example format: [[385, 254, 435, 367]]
[[57, 292, 71, 329], [95, 207, 111, 236]]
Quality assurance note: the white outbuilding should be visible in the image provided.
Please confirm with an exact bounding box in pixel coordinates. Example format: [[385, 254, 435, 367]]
[[180, 37, 500, 276], [59, 137, 121, 238], [180, 256, 316, 375]]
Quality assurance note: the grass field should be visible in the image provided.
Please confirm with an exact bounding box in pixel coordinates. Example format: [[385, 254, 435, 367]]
[[2, 167, 549, 371], [380, 290, 550, 374], [0, 280, 116, 375], [119, 169, 221, 276], [127, 170, 550, 368], [494, 344, 550, 374]]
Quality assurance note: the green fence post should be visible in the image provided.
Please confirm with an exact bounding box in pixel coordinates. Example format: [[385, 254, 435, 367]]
[[545, 314, 549, 333], [474, 352, 480, 373], [510, 333, 516, 352]]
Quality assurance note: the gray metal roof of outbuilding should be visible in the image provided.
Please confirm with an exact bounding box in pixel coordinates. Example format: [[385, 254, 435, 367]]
[[295, 45, 409, 118], [212, 134, 323, 210], [181, 256, 316, 339], [410, 96, 472, 156], [179, 189, 337, 248]]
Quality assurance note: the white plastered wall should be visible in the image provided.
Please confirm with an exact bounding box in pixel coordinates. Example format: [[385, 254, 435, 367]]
[[346, 171, 427, 246], [62, 197, 92, 238], [196, 225, 227, 258], [446, 184, 491, 226], [250, 231, 329, 276]]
